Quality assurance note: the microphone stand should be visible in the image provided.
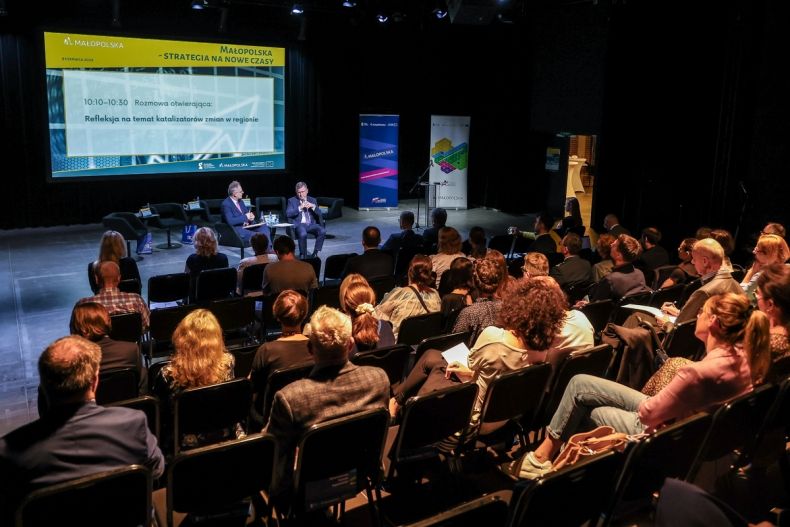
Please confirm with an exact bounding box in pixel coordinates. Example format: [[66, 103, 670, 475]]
[[411, 162, 432, 229]]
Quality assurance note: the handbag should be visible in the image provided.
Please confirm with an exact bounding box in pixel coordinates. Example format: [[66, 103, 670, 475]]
[[136, 233, 153, 255], [181, 224, 198, 244], [551, 425, 629, 471]]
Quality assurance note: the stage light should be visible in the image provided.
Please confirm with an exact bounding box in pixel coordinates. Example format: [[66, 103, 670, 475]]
[[342, 0, 357, 7], [191, 0, 208, 10], [376, 13, 388, 23], [432, 7, 447, 19], [291, 3, 304, 15]]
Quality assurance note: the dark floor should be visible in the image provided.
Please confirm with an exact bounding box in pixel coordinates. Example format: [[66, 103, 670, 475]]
[[0, 200, 527, 435]]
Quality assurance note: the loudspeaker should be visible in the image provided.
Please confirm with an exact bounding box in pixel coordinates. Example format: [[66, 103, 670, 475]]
[[447, 0, 498, 25]]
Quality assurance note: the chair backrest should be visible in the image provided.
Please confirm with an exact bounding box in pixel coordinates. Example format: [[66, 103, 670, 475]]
[[148, 272, 190, 306], [578, 299, 614, 335], [479, 362, 552, 428], [565, 281, 595, 304], [370, 275, 396, 303], [255, 196, 286, 219], [148, 304, 197, 357], [167, 433, 276, 527], [109, 395, 161, 439], [292, 409, 389, 513], [507, 450, 625, 527], [394, 246, 422, 283], [351, 344, 412, 387], [229, 343, 259, 378], [208, 296, 256, 337], [15, 465, 152, 527], [610, 290, 653, 325], [302, 256, 322, 281], [240, 263, 268, 296], [109, 311, 142, 343], [390, 383, 478, 470], [313, 284, 342, 311], [194, 267, 236, 303], [536, 344, 615, 430], [260, 362, 314, 425], [688, 383, 779, 480], [652, 264, 679, 290], [414, 330, 473, 362], [316, 197, 344, 220], [736, 377, 790, 468], [173, 378, 253, 454], [147, 360, 171, 394], [117, 279, 142, 295], [323, 253, 358, 284], [647, 283, 685, 308], [405, 491, 511, 527], [150, 202, 188, 222], [397, 312, 444, 346], [214, 222, 249, 259], [96, 367, 140, 405], [663, 318, 704, 360], [102, 212, 147, 241], [607, 412, 712, 517]]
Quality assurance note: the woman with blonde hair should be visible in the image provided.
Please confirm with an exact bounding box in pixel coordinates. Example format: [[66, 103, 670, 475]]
[[185, 227, 229, 299], [340, 274, 395, 356], [89, 230, 141, 293], [742, 234, 790, 302], [153, 309, 236, 450], [518, 292, 767, 479]]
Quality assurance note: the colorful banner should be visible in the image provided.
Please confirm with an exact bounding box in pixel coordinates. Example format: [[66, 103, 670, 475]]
[[359, 114, 399, 209], [429, 115, 470, 209]]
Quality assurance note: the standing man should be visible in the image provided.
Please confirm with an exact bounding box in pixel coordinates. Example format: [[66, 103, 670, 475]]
[[221, 180, 271, 244], [0, 336, 164, 519], [286, 182, 325, 259]]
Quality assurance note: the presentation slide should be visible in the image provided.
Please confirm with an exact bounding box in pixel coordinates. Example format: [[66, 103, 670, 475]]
[[44, 32, 286, 179]]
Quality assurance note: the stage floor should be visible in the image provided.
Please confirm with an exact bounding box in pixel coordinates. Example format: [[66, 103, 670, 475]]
[[0, 200, 529, 434]]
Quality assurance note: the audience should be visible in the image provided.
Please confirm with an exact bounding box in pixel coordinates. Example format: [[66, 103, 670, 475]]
[[660, 237, 700, 288], [69, 302, 146, 394], [375, 254, 440, 339], [761, 222, 786, 239], [462, 226, 488, 259], [550, 232, 593, 289], [756, 264, 790, 380], [342, 225, 394, 280], [554, 196, 584, 237], [185, 227, 229, 300], [236, 232, 277, 294], [430, 226, 467, 288], [0, 336, 163, 521], [76, 261, 150, 332], [152, 309, 236, 450], [262, 235, 318, 296], [89, 230, 141, 293], [589, 234, 649, 303], [249, 290, 312, 426], [381, 210, 423, 254], [391, 278, 567, 436], [522, 251, 550, 279], [439, 257, 475, 316], [519, 212, 558, 256], [422, 207, 447, 250], [486, 249, 513, 299], [592, 233, 616, 282], [603, 213, 630, 236], [264, 306, 389, 500], [709, 228, 736, 272], [452, 258, 503, 337], [638, 227, 670, 278], [339, 274, 395, 356], [741, 234, 790, 302], [518, 292, 767, 479]]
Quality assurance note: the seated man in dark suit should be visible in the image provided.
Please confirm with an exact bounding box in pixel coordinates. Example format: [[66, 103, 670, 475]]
[[516, 212, 559, 257], [637, 226, 670, 280], [221, 180, 271, 245], [0, 336, 164, 521], [589, 234, 649, 302], [342, 226, 394, 281], [550, 232, 593, 289], [264, 306, 389, 500], [603, 213, 630, 236], [381, 210, 423, 254], [422, 207, 447, 251], [285, 181, 325, 258]]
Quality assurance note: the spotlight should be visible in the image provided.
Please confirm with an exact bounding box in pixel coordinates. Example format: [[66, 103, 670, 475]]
[[291, 3, 304, 15], [432, 7, 447, 19], [376, 13, 388, 23], [342, 0, 357, 7], [191, 0, 208, 9]]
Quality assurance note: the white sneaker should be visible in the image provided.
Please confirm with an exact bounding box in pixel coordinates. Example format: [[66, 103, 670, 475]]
[[518, 452, 553, 480]]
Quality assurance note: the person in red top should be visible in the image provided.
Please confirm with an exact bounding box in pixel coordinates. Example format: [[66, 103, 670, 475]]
[[518, 292, 769, 479]]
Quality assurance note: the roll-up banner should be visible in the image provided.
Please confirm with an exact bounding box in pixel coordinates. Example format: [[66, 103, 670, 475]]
[[429, 115, 470, 209], [359, 114, 399, 209]]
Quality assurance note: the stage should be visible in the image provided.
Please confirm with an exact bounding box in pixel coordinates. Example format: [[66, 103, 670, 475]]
[[0, 200, 529, 434]]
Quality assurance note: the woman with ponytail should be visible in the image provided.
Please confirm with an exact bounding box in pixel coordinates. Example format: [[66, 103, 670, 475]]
[[517, 292, 767, 479], [339, 274, 395, 356]]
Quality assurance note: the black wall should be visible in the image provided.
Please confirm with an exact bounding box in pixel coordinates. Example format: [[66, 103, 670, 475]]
[[1, 0, 788, 259]]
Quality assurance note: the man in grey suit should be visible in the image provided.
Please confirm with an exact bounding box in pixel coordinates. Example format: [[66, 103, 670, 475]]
[[0, 336, 164, 519], [264, 306, 389, 499]]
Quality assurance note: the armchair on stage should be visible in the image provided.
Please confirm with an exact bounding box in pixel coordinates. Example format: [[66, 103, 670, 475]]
[[316, 197, 344, 239]]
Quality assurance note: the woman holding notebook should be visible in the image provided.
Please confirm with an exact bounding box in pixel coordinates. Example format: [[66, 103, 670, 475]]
[[389, 276, 567, 435]]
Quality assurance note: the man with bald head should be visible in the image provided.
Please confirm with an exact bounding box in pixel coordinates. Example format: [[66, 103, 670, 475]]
[[76, 261, 149, 331], [603, 214, 630, 237], [0, 336, 163, 519], [658, 238, 744, 327]]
